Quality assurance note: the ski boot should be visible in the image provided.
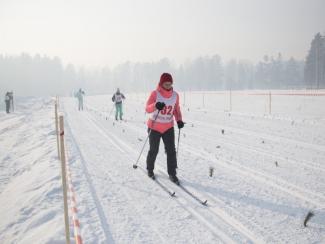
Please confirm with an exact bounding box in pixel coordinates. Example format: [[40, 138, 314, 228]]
[[148, 170, 155, 180], [169, 175, 179, 185]]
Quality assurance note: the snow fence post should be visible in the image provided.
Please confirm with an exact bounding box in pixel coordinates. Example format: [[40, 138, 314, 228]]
[[11, 91, 14, 112], [269, 91, 272, 115], [229, 89, 232, 112], [57, 95, 60, 109], [59, 115, 71, 244], [202, 92, 205, 108], [55, 100, 60, 159]]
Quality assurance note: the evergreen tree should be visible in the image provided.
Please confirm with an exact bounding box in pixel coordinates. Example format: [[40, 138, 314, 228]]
[[305, 33, 325, 88]]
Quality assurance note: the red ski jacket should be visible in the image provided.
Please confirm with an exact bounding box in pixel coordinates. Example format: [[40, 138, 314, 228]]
[[146, 85, 182, 134]]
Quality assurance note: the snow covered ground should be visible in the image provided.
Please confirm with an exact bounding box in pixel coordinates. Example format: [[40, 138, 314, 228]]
[[1, 91, 325, 243], [0, 97, 65, 243]]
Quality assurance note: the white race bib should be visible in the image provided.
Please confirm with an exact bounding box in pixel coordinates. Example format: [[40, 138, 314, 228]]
[[115, 94, 123, 103], [150, 91, 177, 123]]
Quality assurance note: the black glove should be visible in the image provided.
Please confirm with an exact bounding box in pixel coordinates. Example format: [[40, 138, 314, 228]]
[[155, 102, 166, 111], [177, 120, 184, 129]]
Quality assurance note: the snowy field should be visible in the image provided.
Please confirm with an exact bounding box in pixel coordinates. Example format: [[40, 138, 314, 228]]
[[1, 91, 325, 243], [0, 98, 65, 243]]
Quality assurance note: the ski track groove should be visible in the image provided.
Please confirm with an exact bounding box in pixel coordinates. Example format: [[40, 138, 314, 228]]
[[189, 127, 325, 173], [65, 105, 173, 244], [64, 111, 116, 244], [157, 169, 267, 244], [184, 144, 325, 208], [115, 95, 325, 141], [84, 106, 266, 244], [82, 110, 234, 243], [80, 111, 175, 244], [83, 110, 243, 243], [86, 103, 325, 239], [156, 170, 272, 243], [183, 127, 325, 198], [90, 106, 325, 209], [119, 98, 325, 171], [190, 118, 325, 153], [84, 105, 286, 243]]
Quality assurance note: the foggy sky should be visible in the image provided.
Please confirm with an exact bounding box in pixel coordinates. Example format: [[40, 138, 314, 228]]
[[0, 0, 324, 68]]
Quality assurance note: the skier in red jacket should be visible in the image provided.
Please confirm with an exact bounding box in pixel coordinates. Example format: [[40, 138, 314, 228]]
[[145, 73, 184, 184]]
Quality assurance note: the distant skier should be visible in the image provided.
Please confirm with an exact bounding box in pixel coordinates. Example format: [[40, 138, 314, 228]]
[[145, 73, 184, 184], [75, 88, 85, 111], [8, 91, 14, 112], [5, 92, 10, 113], [112, 88, 125, 120]]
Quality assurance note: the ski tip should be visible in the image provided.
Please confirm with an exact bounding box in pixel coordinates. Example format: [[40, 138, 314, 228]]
[[202, 200, 208, 206]]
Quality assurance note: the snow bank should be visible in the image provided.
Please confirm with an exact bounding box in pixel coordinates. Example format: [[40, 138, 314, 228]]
[[0, 98, 65, 243]]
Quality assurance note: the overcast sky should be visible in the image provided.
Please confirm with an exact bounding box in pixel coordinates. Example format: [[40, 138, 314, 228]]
[[0, 0, 324, 68]]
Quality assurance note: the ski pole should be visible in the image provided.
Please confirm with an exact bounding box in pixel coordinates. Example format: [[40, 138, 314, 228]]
[[11, 92, 14, 112], [133, 111, 160, 169], [176, 128, 181, 160], [107, 105, 115, 120]]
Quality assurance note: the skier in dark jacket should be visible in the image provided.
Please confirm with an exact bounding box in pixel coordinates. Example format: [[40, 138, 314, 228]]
[[5, 92, 10, 113], [112, 88, 125, 120]]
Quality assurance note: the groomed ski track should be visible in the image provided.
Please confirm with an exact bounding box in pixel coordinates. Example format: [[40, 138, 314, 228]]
[[62, 96, 325, 244]]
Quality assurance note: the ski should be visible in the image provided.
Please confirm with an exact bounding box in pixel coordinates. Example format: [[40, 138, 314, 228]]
[[178, 183, 208, 206], [154, 177, 176, 197], [138, 167, 176, 197]]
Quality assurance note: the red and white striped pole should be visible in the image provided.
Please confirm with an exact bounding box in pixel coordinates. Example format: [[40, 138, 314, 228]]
[[66, 159, 83, 244], [59, 116, 71, 244]]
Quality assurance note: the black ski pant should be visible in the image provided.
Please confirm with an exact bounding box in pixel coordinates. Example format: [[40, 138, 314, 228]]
[[5, 101, 10, 113], [146, 127, 177, 176]]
